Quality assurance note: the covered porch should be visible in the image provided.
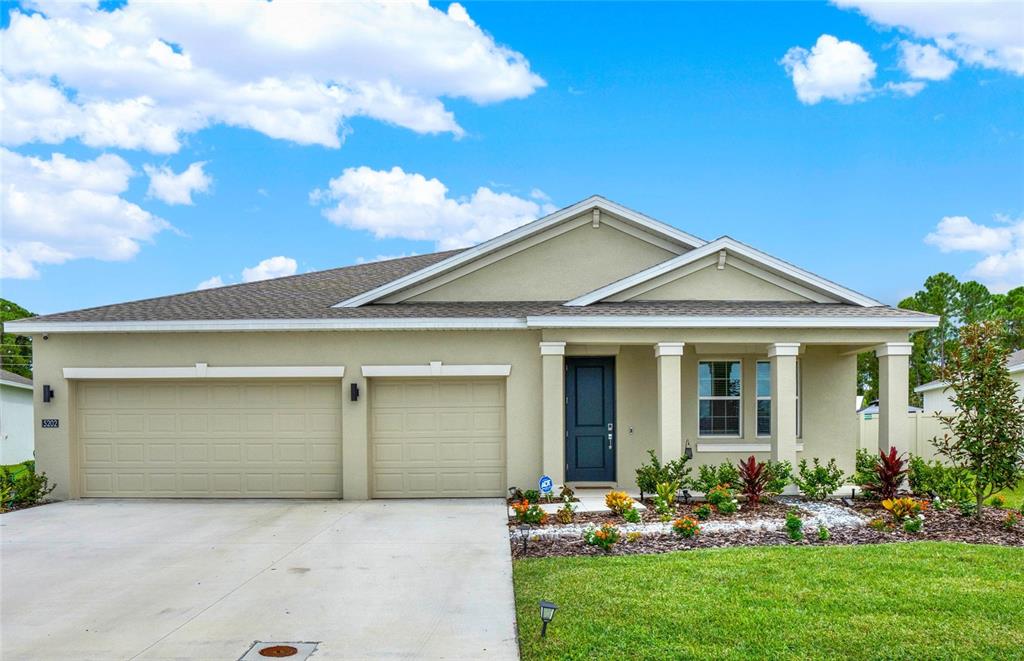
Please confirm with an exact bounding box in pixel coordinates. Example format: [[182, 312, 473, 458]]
[[537, 330, 913, 490]]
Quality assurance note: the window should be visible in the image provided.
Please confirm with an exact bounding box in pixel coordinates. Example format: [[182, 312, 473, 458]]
[[698, 361, 741, 436], [756, 361, 771, 437]]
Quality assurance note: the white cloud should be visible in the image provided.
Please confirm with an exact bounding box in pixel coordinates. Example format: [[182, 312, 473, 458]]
[[781, 35, 877, 104], [311, 166, 558, 250], [925, 215, 1023, 293], [0, 1, 544, 153], [898, 41, 958, 80], [835, 1, 1024, 75], [0, 147, 170, 279], [195, 275, 224, 290], [241, 256, 298, 283], [884, 80, 926, 97], [144, 161, 212, 205]]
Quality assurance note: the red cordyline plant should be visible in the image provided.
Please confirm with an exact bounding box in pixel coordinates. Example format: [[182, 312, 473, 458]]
[[737, 455, 770, 506], [867, 447, 908, 501]]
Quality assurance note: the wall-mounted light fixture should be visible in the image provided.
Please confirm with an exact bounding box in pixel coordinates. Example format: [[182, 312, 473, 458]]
[[684, 439, 693, 460], [350, 382, 360, 402], [42, 385, 55, 403]]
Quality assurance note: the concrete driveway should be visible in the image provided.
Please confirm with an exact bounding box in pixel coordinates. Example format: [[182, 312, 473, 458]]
[[1, 499, 518, 660]]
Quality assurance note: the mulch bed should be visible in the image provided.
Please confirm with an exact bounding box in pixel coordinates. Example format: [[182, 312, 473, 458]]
[[510, 504, 1024, 559], [508, 497, 799, 529]]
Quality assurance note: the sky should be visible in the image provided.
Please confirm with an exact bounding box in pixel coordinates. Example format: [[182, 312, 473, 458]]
[[1, 0, 1022, 315]]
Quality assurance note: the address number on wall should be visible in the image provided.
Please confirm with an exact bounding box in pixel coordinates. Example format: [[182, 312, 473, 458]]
[[41, 419, 59, 429]]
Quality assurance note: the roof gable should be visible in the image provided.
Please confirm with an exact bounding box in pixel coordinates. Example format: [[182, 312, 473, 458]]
[[565, 236, 883, 307], [334, 195, 705, 307]]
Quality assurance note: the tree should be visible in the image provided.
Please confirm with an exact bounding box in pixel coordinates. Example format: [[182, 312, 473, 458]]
[[0, 299, 34, 378], [931, 322, 1024, 519], [991, 286, 1024, 349]]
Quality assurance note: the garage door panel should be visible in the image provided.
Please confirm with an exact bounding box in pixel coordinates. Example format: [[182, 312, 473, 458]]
[[370, 379, 506, 498], [77, 380, 342, 498]]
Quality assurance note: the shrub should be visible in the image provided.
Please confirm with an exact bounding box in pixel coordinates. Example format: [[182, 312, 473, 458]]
[[696, 462, 739, 494], [1003, 511, 1021, 530], [907, 456, 973, 502], [989, 494, 1006, 508], [605, 490, 634, 515], [785, 509, 804, 541], [555, 499, 575, 524], [903, 517, 924, 533], [737, 455, 769, 506], [558, 485, 575, 501], [522, 489, 541, 503], [705, 484, 733, 507], [958, 500, 978, 518], [672, 515, 700, 538], [868, 517, 892, 532], [882, 497, 928, 525], [853, 448, 879, 492], [793, 458, 845, 500], [623, 507, 642, 523], [625, 531, 643, 543], [817, 526, 830, 541], [764, 460, 793, 496], [716, 498, 739, 515], [693, 503, 712, 520], [635, 449, 692, 500], [0, 465, 56, 510], [859, 448, 908, 501], [656, 480, 681, 508], [511, 500, 548, 525], [583, 523, 620, 551], [653, 496, 671, 517]]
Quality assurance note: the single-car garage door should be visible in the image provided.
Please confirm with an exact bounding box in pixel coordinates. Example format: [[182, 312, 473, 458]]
[[370, 378, 506, 498], [76, 380, 342, 497]]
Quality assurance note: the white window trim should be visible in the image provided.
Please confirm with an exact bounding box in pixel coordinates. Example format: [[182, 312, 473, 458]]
[[756, 359, 771, 438], [696, 443, 806, 453], [361, 361, 511, 378], [697, 359, 743, 439], [62, 364, 345, 379]]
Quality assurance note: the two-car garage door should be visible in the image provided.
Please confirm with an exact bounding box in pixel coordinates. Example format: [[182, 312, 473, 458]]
[[77, 380, 343, 497], [75, 377, 507, 499]]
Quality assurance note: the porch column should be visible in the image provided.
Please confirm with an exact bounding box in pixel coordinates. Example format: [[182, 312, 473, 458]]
[[769, 343, 800, 466], [655, 342, 685, 462], [876, 342, 913, 453], [540, 341, 566, 484]]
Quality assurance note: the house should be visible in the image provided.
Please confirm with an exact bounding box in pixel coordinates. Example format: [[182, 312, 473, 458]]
[[1, 368, 35, 465], [915, 349, 1024, 414], [8, 196, 939, 500], [856, 400, 922, 416]]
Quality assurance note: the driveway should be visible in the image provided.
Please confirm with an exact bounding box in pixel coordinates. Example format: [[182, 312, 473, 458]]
[[1, 499, 518, 660]]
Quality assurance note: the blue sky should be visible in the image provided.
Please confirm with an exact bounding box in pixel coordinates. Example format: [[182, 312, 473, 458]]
[[2, 1, 1022, 314]]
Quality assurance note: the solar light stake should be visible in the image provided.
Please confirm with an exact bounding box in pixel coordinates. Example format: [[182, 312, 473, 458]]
[[539, 600, 558, 638]]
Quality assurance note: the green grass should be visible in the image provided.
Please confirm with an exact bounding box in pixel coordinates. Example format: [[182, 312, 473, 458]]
[[992, 482, 1024, 509], [514, 542, 1024, 660]]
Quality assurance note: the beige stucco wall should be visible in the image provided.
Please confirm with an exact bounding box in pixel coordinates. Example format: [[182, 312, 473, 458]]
[[630, 263, 811, 302], [32, 327, 905, 499], [403, 222, 677, 302]]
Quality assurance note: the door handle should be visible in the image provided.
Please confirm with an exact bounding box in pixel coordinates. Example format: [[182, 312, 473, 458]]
[[608, 432, 614, 450]]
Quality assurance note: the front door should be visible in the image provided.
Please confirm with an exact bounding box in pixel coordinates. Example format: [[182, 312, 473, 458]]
[[565, 356, 616, 482]]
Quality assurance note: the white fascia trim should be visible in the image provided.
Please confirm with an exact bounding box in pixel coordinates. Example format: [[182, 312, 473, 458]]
[[63, 364, 345, 379], [526, 315, 941, 329], [696, 443, 805, 453], [333, 195, 706, 308], [0, 379, 33, 390], [7, 317, 528, 334], [361, 362, 511, 377], [565, 236, 885, 307], [914, 381, 948, 394]]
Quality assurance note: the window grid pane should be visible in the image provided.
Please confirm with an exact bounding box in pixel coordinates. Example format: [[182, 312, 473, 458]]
[[698, 361, 741, 436]]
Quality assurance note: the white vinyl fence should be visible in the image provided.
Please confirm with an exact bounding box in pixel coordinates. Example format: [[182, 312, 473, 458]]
[[858, 412, 948, 461]]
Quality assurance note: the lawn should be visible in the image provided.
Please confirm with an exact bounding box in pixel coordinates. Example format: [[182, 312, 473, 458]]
[[993, 482, 1024, 509], [514, 542, 1024, 661]]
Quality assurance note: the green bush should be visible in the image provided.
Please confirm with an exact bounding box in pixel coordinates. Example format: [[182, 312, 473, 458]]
[[793, 458, 845, 500], [903, 517, 924, 534], [817, 526, 830, 541], [958, 500, 978, 518], [0, 465, 56, 511], [785, 509, 804, 541], [854, 448, 879, 493], [693, 503, 712, 520], [522, 489, 541, 503], [583, 524, 620, 551], [764, 460, 793, 496], [907, 456, 973, 502], [695, 462, 740, 494], [716, 499, 738, 515], [635, 450, 692, 500], [623, 507, 642, 523]]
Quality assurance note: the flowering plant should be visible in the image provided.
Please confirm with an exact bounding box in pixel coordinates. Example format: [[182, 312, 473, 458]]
[[583, 523, 621, 550], [1003, 510, 1021, 530], [706, 484, 733, 507], [882, 497, 928, 524], [604, 490, 635, 515], [672, 516, 700, 538], [693, 503, 712, 520], [511, 500, 548, 525]]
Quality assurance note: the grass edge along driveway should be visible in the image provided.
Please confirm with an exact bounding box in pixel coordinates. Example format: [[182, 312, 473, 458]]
[[514, 541, 1024, 661]]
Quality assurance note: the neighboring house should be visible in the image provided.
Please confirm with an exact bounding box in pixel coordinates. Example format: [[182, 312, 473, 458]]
[[915, 349, 1024, 414], [857, 400, 922, 416], [8, 196, 939, 501], [1, 368, 34, 465]]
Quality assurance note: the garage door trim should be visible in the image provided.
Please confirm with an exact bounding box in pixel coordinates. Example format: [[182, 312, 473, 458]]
[[64, 364, 345, 379]]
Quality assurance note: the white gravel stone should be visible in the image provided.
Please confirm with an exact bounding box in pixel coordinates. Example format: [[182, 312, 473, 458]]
[[509, 498, 866, 542]]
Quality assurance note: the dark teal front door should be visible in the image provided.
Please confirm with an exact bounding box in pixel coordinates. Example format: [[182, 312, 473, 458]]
[[565, 356, 616, 482]]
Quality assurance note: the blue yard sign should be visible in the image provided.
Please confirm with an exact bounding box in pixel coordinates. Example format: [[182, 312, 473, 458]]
[[539, 475, 553, 495]]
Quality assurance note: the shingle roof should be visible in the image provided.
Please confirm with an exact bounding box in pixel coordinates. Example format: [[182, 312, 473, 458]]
[[14, 250, 935, 326], [0, 368, 32, 386]]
